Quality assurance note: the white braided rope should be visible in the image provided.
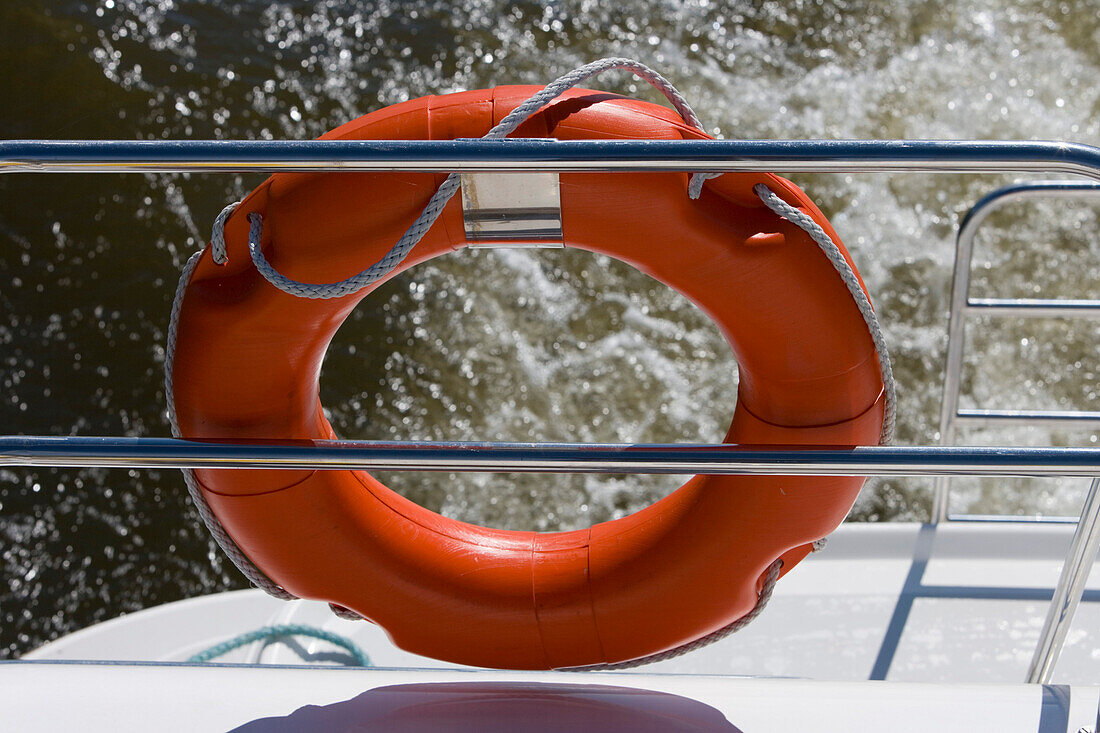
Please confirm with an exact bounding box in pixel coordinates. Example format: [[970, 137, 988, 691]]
[[164, 251, 295, 599], [169, 56, 895, 646], [753, 184, 897, 445]]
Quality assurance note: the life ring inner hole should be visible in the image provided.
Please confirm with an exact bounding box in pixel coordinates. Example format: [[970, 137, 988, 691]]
[[318, 246, 739, 532]]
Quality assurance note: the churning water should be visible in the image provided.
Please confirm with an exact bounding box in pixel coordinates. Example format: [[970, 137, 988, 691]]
[[1, 0, 1097, 657]]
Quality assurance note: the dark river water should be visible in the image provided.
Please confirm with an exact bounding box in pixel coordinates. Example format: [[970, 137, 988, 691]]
[[1, 0, 1098, 658]]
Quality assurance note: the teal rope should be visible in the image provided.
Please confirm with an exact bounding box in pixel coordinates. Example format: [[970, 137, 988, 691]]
[[186, 624, 371, 667]]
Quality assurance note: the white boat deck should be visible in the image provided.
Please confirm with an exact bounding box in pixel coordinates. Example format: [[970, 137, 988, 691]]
[[11, 520, 1100, 731], [25, 521, 1100, 685]]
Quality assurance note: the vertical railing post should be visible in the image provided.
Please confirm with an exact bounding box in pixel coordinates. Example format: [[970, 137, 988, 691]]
[[1026, 477, 1100, 683], [933, 201, 981, 523]]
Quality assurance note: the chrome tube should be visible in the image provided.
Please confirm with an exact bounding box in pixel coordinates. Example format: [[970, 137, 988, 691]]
[[1026, 477, 1100, 684], [955, 409, 1100, 428], [934, 182, 1100, 523], [945, 514, 1079, 524], [966, 298, 1100, 318], [3, 139, 1100, 177], [1, 437, 1098, 477]]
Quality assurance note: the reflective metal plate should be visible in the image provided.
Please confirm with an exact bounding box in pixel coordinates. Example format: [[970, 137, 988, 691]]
[[460, 171, 563, 248]]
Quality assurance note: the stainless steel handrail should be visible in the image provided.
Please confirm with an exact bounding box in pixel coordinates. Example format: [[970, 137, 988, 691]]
[[2, 437, 1099, 476], [3, 138, 1100, 177], [966, 298, 1100, 318], [942, 513, 1080, 524], [933, 181, 1100, 523], [955, 408, 1100, 428]]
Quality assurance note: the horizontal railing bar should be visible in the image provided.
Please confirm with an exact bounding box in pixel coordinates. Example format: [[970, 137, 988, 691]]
[[3, 139, 1100, 179], [913, 585, 1100, 602], [945, 514, 1081, 524], [1, 437, 1098, 477], [966, 298, 1100, 318], [955, 409, 1100, 427], [955, 181, 1100, 240]]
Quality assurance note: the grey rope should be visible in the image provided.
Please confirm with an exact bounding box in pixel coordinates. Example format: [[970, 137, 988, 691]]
[[328, 603, 364, 621], [753, 184, 897, 445], [164, 251, 295, 600], [210, 200, 238, 265], [170, 57, 895, 645], [237, 57, 717, 299]]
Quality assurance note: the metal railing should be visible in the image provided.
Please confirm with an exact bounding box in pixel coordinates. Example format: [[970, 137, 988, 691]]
[[2, 136, 1099, 684], [933, 181, 1100, 524], [1, 436, 1098, 477], [4, 138, 1100, 177]]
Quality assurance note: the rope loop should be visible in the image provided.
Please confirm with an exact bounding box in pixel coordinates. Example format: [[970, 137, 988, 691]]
[[216, 57, 718, 299]]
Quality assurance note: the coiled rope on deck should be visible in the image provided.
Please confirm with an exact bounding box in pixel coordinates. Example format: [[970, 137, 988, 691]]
[[186, 624, 370, 667]]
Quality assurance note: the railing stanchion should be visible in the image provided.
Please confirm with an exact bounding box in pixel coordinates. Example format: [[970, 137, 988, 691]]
[[1026, 476, 1100, 683]]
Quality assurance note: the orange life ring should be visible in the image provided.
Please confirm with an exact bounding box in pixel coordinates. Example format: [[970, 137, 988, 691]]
[[170, 85, 886, 670]]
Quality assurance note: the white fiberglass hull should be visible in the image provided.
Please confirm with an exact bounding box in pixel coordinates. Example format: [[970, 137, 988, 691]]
[[3, 662, 1097, 732]]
